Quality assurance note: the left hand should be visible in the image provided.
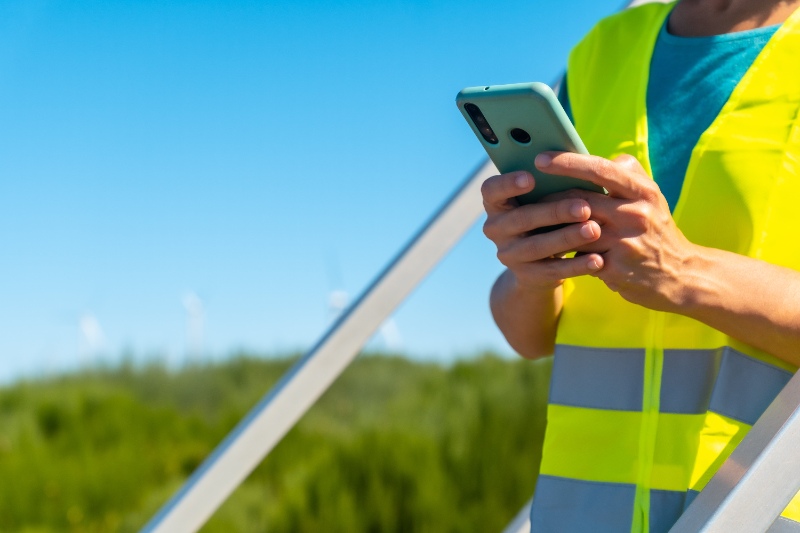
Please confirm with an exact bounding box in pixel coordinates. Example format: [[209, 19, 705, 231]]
[[535, 151, 699, 312]]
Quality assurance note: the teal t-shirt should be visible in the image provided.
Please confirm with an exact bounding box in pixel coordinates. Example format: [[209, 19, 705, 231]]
[[558, 19, 780, 212]]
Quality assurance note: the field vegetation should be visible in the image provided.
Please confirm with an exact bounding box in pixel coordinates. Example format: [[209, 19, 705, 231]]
[[0, 352, 551, 532]]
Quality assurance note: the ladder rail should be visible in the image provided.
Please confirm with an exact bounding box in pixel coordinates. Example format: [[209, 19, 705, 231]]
[[670, 369, 800, 532], [140, 159, 496, 533]]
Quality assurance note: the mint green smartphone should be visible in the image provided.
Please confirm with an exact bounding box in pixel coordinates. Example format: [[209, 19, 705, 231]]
[[456, 82, 605, 204]]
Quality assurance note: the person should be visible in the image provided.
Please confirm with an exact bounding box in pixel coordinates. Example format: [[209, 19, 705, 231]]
[[480, 0, 800, 531]]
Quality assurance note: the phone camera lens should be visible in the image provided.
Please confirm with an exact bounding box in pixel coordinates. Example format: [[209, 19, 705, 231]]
[[510, 128, 531, 144], [465, 102, 499, 145]]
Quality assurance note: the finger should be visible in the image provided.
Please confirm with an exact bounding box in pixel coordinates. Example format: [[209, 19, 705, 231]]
[[498, 220, 601, 265], [484, 198, 590, 240], [535, 151, 652, 201], [614, 153, 642, 172], [518, 253, 604, 283], [573, 238, 610, 254], [538, 188, 621, 225], [481, 171, 534, 215], [538, 188, 605, 204]]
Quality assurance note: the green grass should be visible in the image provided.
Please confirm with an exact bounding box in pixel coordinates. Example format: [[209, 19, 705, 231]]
[[0, 352, 552, 532]]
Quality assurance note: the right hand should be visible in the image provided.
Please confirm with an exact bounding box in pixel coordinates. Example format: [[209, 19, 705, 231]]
[[481, 170, 604, 290]]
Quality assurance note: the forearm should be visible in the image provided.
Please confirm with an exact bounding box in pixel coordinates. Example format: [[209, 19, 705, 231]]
[[679, 245, 800, 366], [490, 269, 563, 359]]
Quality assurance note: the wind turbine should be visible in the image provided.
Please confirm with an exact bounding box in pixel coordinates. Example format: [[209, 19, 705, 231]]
[[78, 312, 105, 365], [182, 291, 205, 362], [325, 251, 402, 351]]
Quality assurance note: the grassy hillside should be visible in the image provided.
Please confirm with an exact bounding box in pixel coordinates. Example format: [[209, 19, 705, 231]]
[[0, 352, 552, 532]]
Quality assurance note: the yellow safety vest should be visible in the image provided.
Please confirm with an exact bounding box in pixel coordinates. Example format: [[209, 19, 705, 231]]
[[530, 3, 800, 532]]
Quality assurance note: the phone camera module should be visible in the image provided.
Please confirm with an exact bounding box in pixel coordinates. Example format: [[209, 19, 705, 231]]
[[510, 128, 531, 144], [465, 103, 498, 145]]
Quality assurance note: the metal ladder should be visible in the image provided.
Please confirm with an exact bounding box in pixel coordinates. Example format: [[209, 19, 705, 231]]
[[140, 157, 493, 533]]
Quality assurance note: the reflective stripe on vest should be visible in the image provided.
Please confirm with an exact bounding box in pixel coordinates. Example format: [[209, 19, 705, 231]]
[[531, 478, 800, 533], [529, 2, 800, 531], [548, 346, 792, 422]]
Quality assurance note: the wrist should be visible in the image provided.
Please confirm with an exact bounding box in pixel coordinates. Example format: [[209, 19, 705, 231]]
[[491, 269, 560, 320], [504, 268, 564, 296], [490, 268, 563, 360], [669, 243, 721, 316]]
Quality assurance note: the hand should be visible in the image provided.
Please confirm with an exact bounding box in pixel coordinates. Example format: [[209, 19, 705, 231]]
[[480, 170, 603, 291], [535, 151, 698, 311]]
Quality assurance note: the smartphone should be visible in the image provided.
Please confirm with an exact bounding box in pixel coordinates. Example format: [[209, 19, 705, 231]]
[[456, 82, 605, 204]]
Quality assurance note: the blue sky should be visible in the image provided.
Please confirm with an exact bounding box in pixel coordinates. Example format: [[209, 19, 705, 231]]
[[0, 0, 622, 381]]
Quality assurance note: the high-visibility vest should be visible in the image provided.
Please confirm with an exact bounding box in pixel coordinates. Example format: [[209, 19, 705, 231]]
[[529, 2, 800, 532]]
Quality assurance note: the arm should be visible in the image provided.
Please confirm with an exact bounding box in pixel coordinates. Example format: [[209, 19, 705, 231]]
[[536, 151, 800, 366], [480, 170, 602, 359], [681, 246, 800, 363], [489, 270, 563, 359]]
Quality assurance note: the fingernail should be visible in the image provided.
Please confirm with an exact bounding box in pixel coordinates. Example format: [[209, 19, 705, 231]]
[[515, 173, 530, 188], [588, 258, 601, 271], [570, 202, 585, 218], [535, 153, 552, 168], [580, 222, 595, 239]]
